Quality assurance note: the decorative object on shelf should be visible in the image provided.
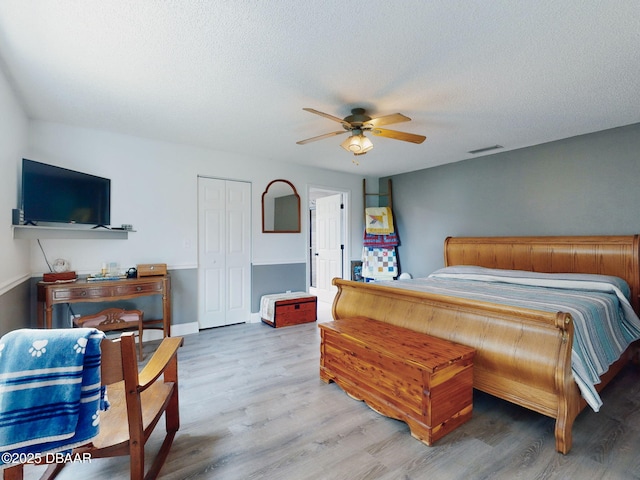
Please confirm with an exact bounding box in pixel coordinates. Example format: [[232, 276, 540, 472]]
[[93, 262, 122, 280], [43, 256, 74, 284], [11, 208, 23, 225], [52, 258, 71, 273], [261, 179, 301, 233], [87, 274, 127, 282], [137, 263, 167, 277], [42, 271, 77, 283]]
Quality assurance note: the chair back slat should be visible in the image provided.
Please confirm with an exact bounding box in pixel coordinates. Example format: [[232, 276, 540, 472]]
[[75, 308, 145, 361]]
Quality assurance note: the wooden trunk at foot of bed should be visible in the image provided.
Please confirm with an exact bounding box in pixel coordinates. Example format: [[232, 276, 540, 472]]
[[332, 235, 640, 454]]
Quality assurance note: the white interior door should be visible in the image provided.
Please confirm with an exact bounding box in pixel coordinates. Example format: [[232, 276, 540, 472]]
[[198, 177, 251, 329], [224, 181, 251, 325], [315, 193, 343, 303]]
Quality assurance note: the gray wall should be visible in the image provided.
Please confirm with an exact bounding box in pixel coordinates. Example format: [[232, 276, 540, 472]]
[[0, 281, 32, 336], [385, 123, 640, 278], [252, 263, 306, 312]]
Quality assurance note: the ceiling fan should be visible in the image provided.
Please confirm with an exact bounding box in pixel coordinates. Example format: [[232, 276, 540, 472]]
[[296, 107, 426, 158]]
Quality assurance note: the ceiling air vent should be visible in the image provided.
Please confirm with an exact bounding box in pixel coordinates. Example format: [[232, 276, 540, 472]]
[[468, 145, 503, 154]]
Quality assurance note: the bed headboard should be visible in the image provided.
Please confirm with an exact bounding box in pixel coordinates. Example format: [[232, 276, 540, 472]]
[[444, 235, 640, 314]]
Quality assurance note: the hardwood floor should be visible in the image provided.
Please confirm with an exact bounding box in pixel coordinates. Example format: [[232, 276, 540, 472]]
[[23, 301, 640, 479]]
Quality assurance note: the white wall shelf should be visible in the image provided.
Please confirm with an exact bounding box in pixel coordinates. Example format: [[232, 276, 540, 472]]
[[12, 225, 134, 240]]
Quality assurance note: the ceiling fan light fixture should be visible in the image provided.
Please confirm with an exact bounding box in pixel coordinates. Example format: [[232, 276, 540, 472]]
[[341, 132, 373, 155], [359, 135, 373, 153], [297, 107, 424, 162]]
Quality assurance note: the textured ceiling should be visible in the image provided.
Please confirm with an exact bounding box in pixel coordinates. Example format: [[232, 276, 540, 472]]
[[0, 1, 638, 176]]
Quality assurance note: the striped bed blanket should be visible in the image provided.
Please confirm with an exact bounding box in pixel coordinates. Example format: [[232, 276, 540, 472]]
[[0, 328, 105, 468], [378, 266, 640, 411]]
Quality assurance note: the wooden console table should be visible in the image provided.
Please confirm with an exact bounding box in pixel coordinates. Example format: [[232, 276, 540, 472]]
[[37, 276, 171, 337]]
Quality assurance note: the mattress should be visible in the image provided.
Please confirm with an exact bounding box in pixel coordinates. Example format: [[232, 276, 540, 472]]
[[376, 266, 640, 411]]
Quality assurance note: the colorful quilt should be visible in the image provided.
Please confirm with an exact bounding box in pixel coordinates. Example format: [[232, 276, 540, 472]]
[[362, 247, 398, 280], [362, 230, 399, 247], [365, 207, 394, 235]]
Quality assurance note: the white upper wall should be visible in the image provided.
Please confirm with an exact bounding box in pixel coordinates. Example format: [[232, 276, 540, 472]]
[[24, 121, 368, 276], [0, 66, 29, 293]]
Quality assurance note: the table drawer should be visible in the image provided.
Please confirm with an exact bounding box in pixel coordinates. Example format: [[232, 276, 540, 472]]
[[52, 286, 109, 301], [114, 282, 163, 296]]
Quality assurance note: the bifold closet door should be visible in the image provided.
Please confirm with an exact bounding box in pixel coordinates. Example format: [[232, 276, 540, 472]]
[[315, 193, 343, 304], [198, 177, 251, 329]]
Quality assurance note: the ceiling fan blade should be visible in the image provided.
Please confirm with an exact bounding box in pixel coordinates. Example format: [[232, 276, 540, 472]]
[[365, 113, 411, 128], [371, 128, 426, 144], [296, 130, 347, 145], [302, 108, 350, 126]]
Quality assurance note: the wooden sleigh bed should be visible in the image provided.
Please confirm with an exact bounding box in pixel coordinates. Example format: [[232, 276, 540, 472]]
[[331, 235, 640, 454]]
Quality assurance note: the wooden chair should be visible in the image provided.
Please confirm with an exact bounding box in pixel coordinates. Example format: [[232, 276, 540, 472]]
[[3, 332, 183, 480], [74, 308, 145, 360]]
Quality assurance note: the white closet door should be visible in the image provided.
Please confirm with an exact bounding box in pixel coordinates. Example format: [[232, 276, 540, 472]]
[[223, 180, 251, 325], [198, 178, 251, 328], [315, 193, 343, 304]]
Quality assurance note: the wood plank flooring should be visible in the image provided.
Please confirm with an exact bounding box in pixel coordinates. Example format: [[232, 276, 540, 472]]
[[23, 303, 640, 479]]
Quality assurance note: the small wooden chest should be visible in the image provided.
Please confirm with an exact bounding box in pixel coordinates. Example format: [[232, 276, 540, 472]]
[[319, 316, 475, 445], [261, 293, 317, 328], [136, 263, 167, 277]]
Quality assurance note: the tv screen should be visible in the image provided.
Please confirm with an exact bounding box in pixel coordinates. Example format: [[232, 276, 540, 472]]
[[21, 159, 111, 226]]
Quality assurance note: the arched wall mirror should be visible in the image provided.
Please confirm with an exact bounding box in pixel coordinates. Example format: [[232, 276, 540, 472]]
[[262, 179, 301, 233]]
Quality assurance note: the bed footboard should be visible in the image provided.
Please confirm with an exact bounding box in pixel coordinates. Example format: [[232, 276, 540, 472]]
[[332, 278, 581, 453]]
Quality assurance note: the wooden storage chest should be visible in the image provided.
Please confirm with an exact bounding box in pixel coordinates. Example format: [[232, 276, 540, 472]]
[[136, 263, 167, 277], [260, 293, 317, 328], [319, 316, 475, 445]]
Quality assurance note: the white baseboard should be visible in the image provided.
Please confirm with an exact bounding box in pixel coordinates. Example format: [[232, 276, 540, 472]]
[[142, 321, 199, 341], [143, 317, 266, 340]]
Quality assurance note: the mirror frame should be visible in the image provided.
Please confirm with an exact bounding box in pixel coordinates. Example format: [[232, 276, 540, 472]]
[[261, 179, 301, 233]]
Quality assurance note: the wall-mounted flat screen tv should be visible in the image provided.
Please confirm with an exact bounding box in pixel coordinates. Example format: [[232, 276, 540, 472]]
[[21, 158, 111, 226]]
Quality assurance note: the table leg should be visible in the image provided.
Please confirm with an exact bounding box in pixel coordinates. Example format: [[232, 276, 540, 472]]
[[37, 301, 44, 329], [45, 307, 53, 329], [163, 293, 171, 337]]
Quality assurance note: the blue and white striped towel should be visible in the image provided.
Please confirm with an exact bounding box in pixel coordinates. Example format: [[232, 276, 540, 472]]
[[0, 328, 105, 466]]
